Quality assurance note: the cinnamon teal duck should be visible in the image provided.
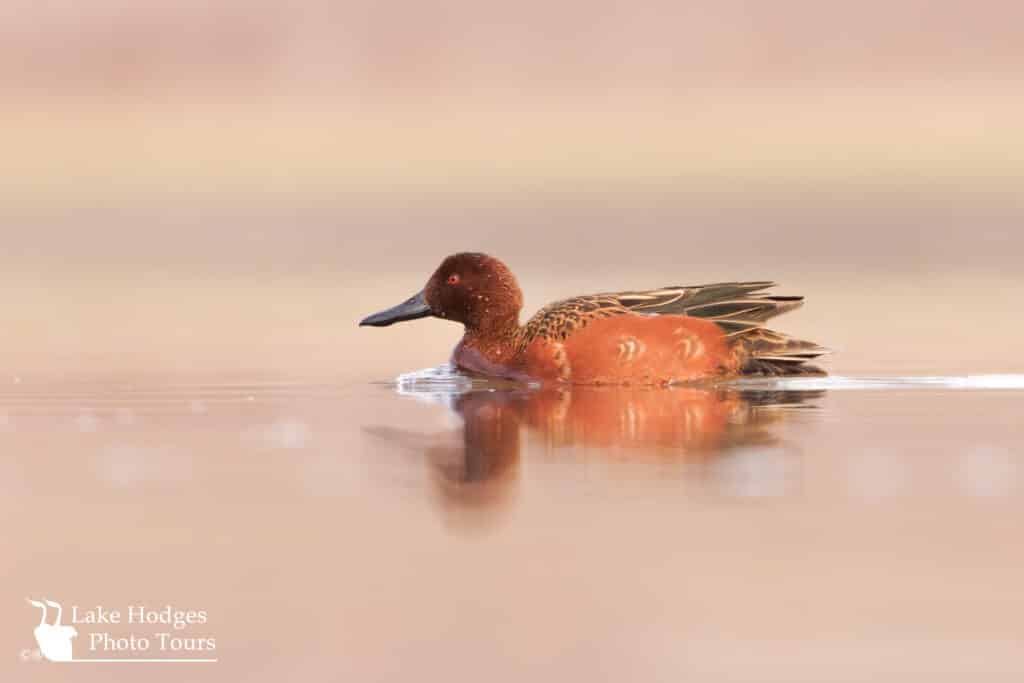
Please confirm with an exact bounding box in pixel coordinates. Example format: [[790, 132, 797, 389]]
[[360, 253, 827, 384]]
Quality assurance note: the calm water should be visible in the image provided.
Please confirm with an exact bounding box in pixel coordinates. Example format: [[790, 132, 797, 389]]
[[3, 367, 1024, 681], [7, 7, 1024, 677]]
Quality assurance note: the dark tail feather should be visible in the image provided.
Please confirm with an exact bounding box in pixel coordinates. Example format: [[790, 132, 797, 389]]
[[738, 328, 829, 377], [741, 357, 827, 377]]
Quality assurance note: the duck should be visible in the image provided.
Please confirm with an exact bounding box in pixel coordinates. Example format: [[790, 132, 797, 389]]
[[360, 252, 826, 384]]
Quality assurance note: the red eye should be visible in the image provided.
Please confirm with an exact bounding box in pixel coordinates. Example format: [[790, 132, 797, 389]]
[[447, 274, 460, 285]]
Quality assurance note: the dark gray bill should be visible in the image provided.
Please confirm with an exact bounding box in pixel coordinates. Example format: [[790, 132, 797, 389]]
[[359, 291, 432, 327]]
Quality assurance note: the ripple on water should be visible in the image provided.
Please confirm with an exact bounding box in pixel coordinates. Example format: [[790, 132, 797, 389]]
[[394, 365, 1024, 397]]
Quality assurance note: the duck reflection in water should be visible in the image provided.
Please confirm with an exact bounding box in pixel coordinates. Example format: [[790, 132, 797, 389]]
[[367, 368, 824, 527]]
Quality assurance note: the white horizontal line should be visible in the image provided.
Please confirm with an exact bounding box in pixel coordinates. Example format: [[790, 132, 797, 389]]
[[742, 375, 1024, 391]]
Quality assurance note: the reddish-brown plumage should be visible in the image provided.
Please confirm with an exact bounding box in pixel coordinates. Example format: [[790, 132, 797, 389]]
[[519, 314, 738, 384], [360, 252, 827, 384]]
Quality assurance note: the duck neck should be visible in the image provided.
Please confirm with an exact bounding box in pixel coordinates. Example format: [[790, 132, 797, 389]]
[[464, 314, 522, 352]]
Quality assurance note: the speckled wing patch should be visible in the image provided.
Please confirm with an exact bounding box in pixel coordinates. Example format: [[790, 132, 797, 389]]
[[520, 295, 629, 344]]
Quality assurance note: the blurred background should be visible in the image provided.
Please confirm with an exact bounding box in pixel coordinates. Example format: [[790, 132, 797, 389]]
[[2, 0, 1022, 377], [4, 5, 1024, 682]]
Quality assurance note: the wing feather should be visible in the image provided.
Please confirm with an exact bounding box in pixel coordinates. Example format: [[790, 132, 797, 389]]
[[520, 281, 827, 376]]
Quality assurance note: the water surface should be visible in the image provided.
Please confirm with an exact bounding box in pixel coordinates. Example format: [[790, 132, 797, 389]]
[[3, 367, 1024, 681]]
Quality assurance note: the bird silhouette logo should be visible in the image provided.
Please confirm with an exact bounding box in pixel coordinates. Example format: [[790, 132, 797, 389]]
[[26, 598, 77, 662]]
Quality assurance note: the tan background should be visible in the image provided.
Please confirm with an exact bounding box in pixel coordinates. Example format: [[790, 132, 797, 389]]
[[1, 0, 1022, 379], [2, 5, 1024, 682]]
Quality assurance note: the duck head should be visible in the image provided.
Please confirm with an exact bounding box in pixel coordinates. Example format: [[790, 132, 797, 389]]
[[359, 253, 523, 331]]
